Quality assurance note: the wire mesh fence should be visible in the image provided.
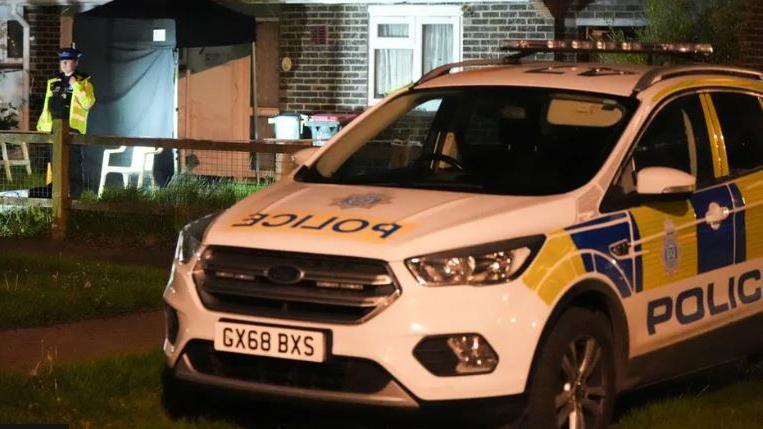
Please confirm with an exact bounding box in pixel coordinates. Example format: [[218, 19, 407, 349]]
[[0, 122, 313, 242], [0, 141, 49, 196]]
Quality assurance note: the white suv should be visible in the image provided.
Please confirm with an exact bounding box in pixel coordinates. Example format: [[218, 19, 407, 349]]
[[163, 41, 763, 428]]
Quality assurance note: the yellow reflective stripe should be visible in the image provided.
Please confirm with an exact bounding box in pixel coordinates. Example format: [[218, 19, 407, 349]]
[[651, 78, 763, 103], [629, 201, 698, 291], [699, 94, 728, 177], [702, 93, 729, 176], [70, 112, 87, 123], [69, 100, 89, 133], [522, 231, 586, 305]]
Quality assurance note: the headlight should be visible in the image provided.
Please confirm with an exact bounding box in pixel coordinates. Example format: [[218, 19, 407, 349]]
[[405, 236, 544, 286], [175, 212, 219, 264]]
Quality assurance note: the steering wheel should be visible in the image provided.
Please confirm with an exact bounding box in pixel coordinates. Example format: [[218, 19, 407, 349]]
[[415, 153, 465, 171]]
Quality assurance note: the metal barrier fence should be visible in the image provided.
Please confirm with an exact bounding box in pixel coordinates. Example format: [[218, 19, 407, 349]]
[[0, 120, 313, 240]]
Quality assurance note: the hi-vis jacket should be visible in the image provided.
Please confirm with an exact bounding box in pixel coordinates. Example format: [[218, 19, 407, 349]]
[[36, 73, 95, 134]]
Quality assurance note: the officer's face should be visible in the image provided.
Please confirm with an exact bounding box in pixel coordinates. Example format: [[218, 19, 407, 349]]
[[59, 59, 77, 76]]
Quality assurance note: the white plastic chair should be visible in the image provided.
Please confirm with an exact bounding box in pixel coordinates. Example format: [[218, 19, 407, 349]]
[[0, 141, 32, 182], [97, 145, 163, 196]]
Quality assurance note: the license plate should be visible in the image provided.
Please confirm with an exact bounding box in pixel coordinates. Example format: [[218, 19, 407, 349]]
[[214, 321, 326, 363]]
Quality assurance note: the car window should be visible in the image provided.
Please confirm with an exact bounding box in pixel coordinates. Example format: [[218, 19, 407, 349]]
[[298, 87, 635, 196], [635, 94, 713, 183], [608, 94, 713, 202], [711, 92, 763, 175]]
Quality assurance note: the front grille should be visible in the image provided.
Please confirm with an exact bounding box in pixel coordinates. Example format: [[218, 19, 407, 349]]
[[184, 340, 393, 394], [194, 246, 400, 323]]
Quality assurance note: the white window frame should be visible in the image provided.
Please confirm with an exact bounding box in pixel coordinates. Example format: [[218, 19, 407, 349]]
[[368, 5, 462, 105]]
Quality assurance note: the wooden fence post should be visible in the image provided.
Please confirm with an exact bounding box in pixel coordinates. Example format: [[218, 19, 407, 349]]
[[51, 119, 70, 240]]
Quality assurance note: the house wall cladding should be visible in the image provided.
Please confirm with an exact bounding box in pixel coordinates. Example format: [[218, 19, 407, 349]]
[[26, 6, 63, 128]]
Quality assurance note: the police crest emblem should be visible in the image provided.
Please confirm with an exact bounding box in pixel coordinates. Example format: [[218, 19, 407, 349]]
[[331, 193, 392, 209], [663, 219, 679, 273]]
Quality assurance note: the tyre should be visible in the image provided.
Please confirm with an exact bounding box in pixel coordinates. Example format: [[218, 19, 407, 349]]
[[520, 307, 617, 429], [161, 366, 204, 419]]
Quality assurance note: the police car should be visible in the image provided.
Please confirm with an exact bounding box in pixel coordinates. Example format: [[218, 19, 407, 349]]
[[162, 41, 763, 428]]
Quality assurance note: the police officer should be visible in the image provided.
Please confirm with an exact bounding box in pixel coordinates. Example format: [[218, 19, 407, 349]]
[[37, 47, 95, 134], [35, 47, 95, 197]]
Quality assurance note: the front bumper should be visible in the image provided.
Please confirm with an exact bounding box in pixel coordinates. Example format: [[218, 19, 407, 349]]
[[163, 257, 551, 403], [167, 352, 528, 424], [172, 343, 420, 408]]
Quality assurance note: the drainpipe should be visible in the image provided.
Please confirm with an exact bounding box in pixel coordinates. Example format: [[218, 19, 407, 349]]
[[9, 1, 30, 131]]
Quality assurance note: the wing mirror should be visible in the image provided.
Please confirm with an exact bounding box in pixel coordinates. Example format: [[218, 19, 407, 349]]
[[292, 147, 319, 166], [636, 167, 696, 197]]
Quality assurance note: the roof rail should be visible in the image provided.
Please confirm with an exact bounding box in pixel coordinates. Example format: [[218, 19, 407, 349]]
[[415, 56, 522, 85], [500, 39, 714, 58], [633, 65, 763, 92]]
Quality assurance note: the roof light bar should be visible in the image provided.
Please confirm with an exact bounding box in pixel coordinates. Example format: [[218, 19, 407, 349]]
[[501, 40, 714, 56]]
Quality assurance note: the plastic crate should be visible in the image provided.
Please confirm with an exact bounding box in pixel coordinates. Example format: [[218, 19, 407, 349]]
[[305, 113, 358, 146]]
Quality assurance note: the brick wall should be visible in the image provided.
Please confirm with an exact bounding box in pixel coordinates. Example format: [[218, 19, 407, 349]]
[[279, 4, 369, 114], [26, 6, 62, 129], [740, 0, 763, 70], [463, 1, 554, 59], [279, 2, 554, 113]]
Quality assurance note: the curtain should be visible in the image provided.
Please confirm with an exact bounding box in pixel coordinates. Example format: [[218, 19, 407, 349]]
[[378, 23, 408, 38], [423, 24, 453, 73], [375, 23, 412, 98], [375, 49, 413, 98]]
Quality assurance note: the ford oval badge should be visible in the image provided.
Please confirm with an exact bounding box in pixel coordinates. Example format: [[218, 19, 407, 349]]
[[266, 265, 304, 285]]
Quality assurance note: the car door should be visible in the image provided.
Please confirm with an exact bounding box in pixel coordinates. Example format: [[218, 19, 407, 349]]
[[706, 91, 763, 339], [617, 93, 738, 365]]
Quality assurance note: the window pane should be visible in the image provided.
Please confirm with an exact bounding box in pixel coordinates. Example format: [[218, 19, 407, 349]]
[[711, 92, 763, 174], [374, 49, 413, 98], [378, 24, 408, 38], [422, 24, 453, 73], [7, 21, 22, 59], [633, 95, 713, 184]]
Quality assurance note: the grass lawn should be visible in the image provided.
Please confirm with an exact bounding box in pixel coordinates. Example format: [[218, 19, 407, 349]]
[[0, 349, 760, 428], [1, 174, 267, 244], [0, 351, 238, 429], [613, 378, 763, 429], [613, 358, 763, 429], [0, 253, 167, 329]]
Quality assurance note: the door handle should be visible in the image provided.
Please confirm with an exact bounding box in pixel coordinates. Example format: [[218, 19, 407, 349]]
[[609, 239, 631, 258], [705, 202, 730, 230]]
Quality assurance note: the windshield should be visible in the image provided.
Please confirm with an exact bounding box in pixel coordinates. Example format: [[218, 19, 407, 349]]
[[296, 87, 635, 196]]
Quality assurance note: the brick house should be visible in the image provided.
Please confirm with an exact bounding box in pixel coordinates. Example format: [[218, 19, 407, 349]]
[[1, 0, 760, 133], [263, 0, 647, 114]]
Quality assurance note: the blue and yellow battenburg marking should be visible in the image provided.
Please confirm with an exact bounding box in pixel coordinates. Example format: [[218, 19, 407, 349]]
[[231, 211, 409, 242], [523, 213, 639, 305], [523, 204, 695, 304], [523, 178, 763, 305], [524, 85, 762, 305]]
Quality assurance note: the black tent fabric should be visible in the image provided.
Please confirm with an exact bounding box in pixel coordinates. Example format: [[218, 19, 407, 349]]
[[73, 16, 177, 192], [71, 0, 256, 193], [81, 0, 256, 47]]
